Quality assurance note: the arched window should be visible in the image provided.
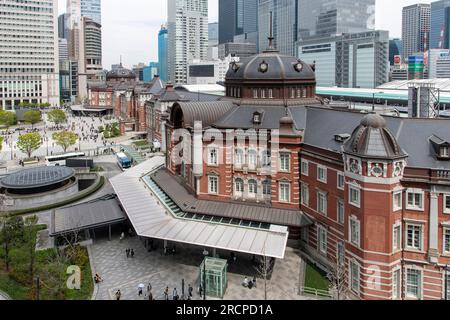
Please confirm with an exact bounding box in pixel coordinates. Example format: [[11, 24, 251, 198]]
[[263, 180, 271, 196], [248, 179, 258, 195], [208, 148, 218, 166], [248, 149, 258, 167], [268, 89, 273, 99], [235, 178, 244, 193], [235, 149, 244, 166], [253, 89, 258, 98], [261, 150, 271, 167], [260, 89, 266, 99]]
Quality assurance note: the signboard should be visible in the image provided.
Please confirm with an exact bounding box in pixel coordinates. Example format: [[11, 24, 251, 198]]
[[394, 55, 401, 66]]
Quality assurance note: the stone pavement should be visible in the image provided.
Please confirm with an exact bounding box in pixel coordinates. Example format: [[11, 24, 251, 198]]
[[89, 236, 314, 301]]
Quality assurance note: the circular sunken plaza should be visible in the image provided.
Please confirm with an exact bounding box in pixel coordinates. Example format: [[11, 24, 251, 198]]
[[0, 166, 79, 210]]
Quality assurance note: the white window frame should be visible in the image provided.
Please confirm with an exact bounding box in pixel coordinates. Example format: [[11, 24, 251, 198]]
[[301, 183, 309, 206], [317, 225, 327, 255], [392, 268, 401, 300], [301, 159, 309, 176], [248, 149, 258, 168], [405, 223, 423, 251], [337, 172, 345, 190], [337, 198, 345, 224], [248, 179, 258, 196], [337, 242, 345, 266], [208, 175, 218, 195], [234, 178, 244, 194], [317, 191, 327, 216], [317, 165, 327, 183], [234, 149, 244, 166], [349, 216, 361, 247], [444, 228, 450, 255], [444, 195, 450, 214], [349, 185, 361, 208], [279, 152, 291, 172], [208, 147, 218, 166], [406, 189, 424, 211], [441, 147, 449, 158], [393, 191, 403, 212], [393, 223, 402, 252], [349, 260, 360, 294], [405, 267, 422, 299], [262, 180, 271, 196], [279, 181, 291, 203]]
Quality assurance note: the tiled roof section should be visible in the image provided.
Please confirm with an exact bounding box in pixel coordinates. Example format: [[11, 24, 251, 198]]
[[172, 101, 234, 128], [213, 105, 308, 130], [150, 168, 312, 228]]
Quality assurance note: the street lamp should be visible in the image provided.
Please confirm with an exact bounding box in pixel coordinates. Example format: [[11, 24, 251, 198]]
[[372, 91, 384, 112], [202, 249, 209, 301]]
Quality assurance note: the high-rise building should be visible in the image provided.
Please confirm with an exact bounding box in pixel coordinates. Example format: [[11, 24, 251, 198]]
[[158, 25, 169, 82], [258, 0, 299, 56], [428, 48, 450, 77], [402, 4, 431, 62], [218, 0, 258, 45], [209, 22, 219, 47], [298, 0, 375, 41], [389, 39, 403, 66], [298, 30, 389, 88], [167, 0, 208, 85], [58, 13, 69, 39], [59, 38, 69, 61], [80, 0, 101, 25], [218, 42, 258, 59], [0, 0, 60, 110], [430, 0, 450, 49]]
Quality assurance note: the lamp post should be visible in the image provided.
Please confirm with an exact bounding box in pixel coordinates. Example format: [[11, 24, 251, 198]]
[[202, 249, 209, 301]]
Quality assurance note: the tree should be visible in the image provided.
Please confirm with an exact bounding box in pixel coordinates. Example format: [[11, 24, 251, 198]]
[[47, 109, 67, 126], [327, 253, 347, 300], [23, 110, 42, 129], [0, 216, 23, 272], [0, 136, 3, 151], [23, 215, 38, 279], [17, 132, 42, 159], [0, 110, 17, 129], [52, 131, 78, 153]]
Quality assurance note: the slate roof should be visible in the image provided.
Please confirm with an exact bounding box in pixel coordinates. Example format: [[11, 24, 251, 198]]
[[150, 169, 312, 228], [172, 101, 234, 128]]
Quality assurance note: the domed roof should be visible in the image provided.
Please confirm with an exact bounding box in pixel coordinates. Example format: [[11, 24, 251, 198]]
[[226, 50, 315, 82], [343, 114, 407, 159], [106, 65, 136, 80]]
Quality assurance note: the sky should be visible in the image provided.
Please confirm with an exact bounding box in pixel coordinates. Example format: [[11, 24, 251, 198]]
[[58, 0, 434, 69]]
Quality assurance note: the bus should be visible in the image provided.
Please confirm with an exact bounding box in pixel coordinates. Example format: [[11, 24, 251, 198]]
[[45, 152, 86, 166], [116, 152, 132, 169]]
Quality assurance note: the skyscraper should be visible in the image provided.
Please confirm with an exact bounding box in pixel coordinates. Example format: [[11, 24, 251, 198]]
[[167, 0, 208, 84], [298, 0, 375, 41], [258, 0, 299, 56], [209, 22, 219, 47], [402, 4, 431, 62], [59, 13, 70, 39], [0, 0, 60, 109], [430, 0, 450, 49], [158, 25, 169, 82], [389, 39, 403, 66], [218, 0, 258, 45]]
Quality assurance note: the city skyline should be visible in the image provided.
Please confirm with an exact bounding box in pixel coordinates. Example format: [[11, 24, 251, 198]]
[[57, 0, 437, 69]]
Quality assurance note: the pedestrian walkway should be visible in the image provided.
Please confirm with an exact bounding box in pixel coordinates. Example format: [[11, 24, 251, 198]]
[[120, 145, 146, 164], [89, 236, 316, 301]]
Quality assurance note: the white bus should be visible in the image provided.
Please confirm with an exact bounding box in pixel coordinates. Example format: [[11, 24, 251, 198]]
[[116, 152, 132, 170], [45, 152, 86, 166]]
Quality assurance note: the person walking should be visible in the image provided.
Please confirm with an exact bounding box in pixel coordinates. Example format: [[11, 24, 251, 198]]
[[138, 286, 143, 296], [126, 248, 130, 258], [188, 284, 193, 300], [173, 288, 178, 300], [131, 249, 135, 258], [148, 291, 153, 301], [147, 282, 152, 293], [115, 289, 121, 300], [164, 286, 169, 300]]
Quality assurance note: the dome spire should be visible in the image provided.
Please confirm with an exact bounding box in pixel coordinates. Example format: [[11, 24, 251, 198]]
[[264, 11, 278, 53]]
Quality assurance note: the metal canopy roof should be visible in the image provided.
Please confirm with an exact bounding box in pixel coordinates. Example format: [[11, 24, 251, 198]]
[[110, 157, 289, 259], [1, 166, 75, 189], [51, 195, 126, 236]]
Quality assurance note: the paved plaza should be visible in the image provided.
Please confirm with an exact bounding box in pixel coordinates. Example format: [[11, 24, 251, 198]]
[[89, 236, 314, 301], [0, 110, 123, 163]]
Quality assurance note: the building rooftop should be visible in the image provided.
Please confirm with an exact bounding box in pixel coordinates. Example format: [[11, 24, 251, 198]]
[[1, 166, 75, 189]]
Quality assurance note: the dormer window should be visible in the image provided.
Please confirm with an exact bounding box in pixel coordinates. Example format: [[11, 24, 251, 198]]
[[441, 147, 449, 159], [335, 133, 351, 143], [253, 111, 263, 124]]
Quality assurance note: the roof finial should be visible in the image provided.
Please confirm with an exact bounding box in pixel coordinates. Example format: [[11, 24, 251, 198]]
[[268, 11, 274, 49]]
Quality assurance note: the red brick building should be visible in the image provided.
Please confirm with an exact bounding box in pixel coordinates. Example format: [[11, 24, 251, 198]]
[[151, 43, 450, 300], [88, 65, 165, 134]]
